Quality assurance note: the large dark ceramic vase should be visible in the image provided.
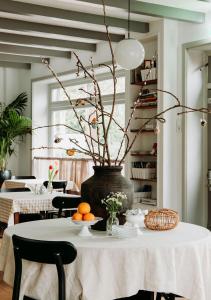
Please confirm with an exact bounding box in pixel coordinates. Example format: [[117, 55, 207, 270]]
[[0, 170, 12, 188], [81, 166, 133, 230]]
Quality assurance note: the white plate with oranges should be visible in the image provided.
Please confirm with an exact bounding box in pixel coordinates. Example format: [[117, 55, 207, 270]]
[[71, 202, 102, 237]]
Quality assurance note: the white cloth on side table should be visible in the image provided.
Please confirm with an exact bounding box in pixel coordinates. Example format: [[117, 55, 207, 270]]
[[1, 179, 79, 193], [0, 219, 211, 300], [0, 191, 77, 225]]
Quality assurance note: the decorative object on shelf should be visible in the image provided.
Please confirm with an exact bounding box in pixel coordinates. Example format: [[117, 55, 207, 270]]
[[114, 0, 145, 70], [125, 208, 148, 235], [144, 209, 179, 230], [47, 163, 59, 193], [101, 192, 126, 235], [131, 161, 156, 180], [144, 60, 152, 69], [150, 143, 157, 156], [133, 185, 152, 204], [0, 93, 32, 187], [141, 67, 157, 82], [141, 198, 157, 206]]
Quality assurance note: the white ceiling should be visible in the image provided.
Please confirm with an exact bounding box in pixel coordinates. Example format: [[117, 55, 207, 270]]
[[15, 0, 211, 13], [0, 0, 209, 63]]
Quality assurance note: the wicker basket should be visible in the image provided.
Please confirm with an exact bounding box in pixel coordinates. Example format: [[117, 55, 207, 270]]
[[144, 209, 179, 231]]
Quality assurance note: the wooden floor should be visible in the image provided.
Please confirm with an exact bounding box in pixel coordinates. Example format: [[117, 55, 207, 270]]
[[0, 272, 12, 300], [0, 238, 12, 300]]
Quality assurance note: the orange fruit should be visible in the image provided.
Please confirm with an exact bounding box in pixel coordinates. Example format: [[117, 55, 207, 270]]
[[78, 202, 91, 214], [83, 213, 95, 221], [72, 212, 83, 221]]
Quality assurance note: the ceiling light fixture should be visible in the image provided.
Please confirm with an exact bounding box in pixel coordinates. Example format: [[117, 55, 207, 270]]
[[115, 0, 145, 70]]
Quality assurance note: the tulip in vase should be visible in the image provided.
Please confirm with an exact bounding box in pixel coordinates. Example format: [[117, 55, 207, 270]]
[[47, 163, 58, 193]]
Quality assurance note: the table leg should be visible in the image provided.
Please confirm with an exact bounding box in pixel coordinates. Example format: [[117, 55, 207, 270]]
[[14, 212, 20, 224]]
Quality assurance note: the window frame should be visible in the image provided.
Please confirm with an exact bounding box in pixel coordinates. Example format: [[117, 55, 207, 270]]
[[48, 69, 126, 157]]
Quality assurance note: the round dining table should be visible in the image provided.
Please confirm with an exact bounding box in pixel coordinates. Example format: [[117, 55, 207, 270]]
[[0, 218, 211, 300]]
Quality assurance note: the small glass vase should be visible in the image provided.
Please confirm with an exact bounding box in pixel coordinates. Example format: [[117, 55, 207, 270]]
[[47, 181, 53, 194], [106, 211, 119, 236]]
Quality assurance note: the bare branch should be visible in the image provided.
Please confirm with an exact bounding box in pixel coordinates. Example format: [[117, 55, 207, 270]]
[[33, 123, 104, 146], [41, 58, 93, 155]]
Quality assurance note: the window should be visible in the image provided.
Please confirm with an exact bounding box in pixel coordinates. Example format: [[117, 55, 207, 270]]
[[50, 73, 125, 161], [51, 77, 125, 102]]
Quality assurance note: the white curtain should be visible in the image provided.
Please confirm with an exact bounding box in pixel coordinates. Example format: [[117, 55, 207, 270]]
[[32, 157, 94, 191]]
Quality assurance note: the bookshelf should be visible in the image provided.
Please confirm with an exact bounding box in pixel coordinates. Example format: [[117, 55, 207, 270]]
[[127, 35, 159, 209]]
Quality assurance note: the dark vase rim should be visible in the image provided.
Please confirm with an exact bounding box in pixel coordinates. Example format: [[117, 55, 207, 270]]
[[93, 166, 123, 171]]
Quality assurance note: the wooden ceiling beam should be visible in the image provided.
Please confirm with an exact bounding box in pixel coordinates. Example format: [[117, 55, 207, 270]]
[[0, 17, 124, 42], [0, 43, 71, 58], [0, 32, 96, 52], [0, 53, 49, 64], [1, 0, 149, 33], [77, 0, 205, 23], [0, 61, 31, 69]]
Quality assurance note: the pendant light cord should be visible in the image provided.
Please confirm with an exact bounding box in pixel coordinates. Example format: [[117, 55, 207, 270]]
[[128, 0, 131, 39]]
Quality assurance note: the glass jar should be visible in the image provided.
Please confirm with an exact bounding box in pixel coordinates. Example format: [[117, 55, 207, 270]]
[[47, 181, 53, 193], [106, 211, 119, 235]]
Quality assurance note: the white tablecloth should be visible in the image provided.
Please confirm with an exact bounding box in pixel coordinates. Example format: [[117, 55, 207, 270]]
[[1, 179, 79, 192], [0, 219, 211, 300], [0, 191, 78, 225]]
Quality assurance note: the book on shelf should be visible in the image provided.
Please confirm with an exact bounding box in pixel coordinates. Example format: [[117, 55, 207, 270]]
[[138, 91, 157, 98], [136, 94, 157, 107], [136, 101, 157, 107], [140, 198, 157, 206], [141, 68, 157, 81]]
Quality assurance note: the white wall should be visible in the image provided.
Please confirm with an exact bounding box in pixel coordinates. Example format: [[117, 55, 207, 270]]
[[186, 49, 205, 225], [161, 13, 211, 225], [31, 42, 115, 79], [0, 67, 31, 176]]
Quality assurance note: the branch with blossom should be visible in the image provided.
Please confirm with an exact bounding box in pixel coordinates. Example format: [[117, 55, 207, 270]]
[[33, 0, 211, 166]]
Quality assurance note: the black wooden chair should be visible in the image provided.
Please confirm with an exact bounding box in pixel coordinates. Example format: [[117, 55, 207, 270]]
[[12, 176, 36, 179], [43, 181, 67, 194], [156, 293, 182, 300], [12, 234, 77, 300], [52, 196, 81, 218], [0, 187, 30, 192]]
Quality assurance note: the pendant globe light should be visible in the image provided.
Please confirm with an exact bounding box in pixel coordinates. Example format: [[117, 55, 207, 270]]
[[115, 0, 145, 70]]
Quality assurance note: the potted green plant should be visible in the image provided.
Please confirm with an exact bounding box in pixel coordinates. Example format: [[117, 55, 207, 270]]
[[0, 92, 32, 187]]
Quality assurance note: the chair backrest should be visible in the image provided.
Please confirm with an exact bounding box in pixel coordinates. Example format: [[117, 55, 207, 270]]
[[52, 196, 81, 218], [43, 181, 67, 193], [12, 234, 77, 300], [12, 176, 36, 179], [0, 188, 30, 192]]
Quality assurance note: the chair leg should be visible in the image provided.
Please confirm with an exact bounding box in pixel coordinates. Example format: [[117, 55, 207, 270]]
[[156, 293, 162, 300], [55, 254, 66, 300], [12, 248, 22, 300], [157, 293, 176, 300]]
